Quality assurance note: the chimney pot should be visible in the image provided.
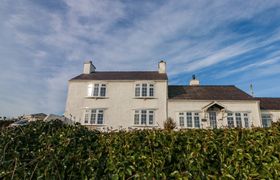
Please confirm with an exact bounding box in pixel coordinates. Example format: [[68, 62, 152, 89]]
[[190, 74, 200, 86]]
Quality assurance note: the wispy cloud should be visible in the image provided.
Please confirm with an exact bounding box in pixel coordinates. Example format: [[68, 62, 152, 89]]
[[1, 0, 280, 116]]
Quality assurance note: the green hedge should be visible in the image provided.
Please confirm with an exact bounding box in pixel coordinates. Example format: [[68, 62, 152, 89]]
[[0, 120, 280, 179], [0, 120, 15, 129]]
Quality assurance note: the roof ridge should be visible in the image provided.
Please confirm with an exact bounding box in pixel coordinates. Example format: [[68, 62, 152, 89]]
[[94, 71, 160, 73], [168, 85, 236, 87], [255, 97, 280, 99]]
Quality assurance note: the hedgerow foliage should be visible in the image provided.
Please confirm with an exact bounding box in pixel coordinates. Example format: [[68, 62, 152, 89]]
[[0, 120, 280, 179]]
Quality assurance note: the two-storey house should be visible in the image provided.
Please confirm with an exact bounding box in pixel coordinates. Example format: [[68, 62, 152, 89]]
[[65, 61, 168, 129]]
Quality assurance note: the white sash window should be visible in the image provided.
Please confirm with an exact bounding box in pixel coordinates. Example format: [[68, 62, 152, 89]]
[[178, 112, 201, 128], [134, 110, 155, 126], [84, 109, 104, 125], [87, 83, 106, 97], [135, 83, 154, 97]]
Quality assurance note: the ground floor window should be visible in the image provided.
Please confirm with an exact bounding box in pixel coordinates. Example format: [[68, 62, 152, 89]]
[[134, 110, 154, 126], [261, 114, 272, 127], [227, 112, 250, 128], [178, 112, 200, 128], [84, 109, 104, 125]]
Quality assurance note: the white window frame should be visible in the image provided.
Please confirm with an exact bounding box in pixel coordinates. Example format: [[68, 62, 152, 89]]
[[87, 83, 107, 97], [84, 109, 105, 125], [134, 110, 155, 126], [261, 114, 272, 128], [135, 83, 155, 98], [226, 112, 250, 128], [178, 112, 201, 128]]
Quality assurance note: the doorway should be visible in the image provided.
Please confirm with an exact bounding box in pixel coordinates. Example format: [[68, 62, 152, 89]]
[[209, 111, 217, 128]]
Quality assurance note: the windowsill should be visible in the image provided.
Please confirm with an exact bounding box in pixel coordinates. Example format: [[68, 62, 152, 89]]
[[132, 125, 158, 127], [179, 127, 201, 129], [83, 124, 107, 126], [85, 96, 108, 99], [134, 97, 157, 99]]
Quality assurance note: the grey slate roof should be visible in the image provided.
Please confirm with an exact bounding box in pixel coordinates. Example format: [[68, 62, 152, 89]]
[[255, 98, 280, 110], [70, 71, 168, 81], [168, 85, 254, 100]]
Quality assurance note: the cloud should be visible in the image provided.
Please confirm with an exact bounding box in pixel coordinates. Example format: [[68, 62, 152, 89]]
[[1, 0, 280, 116]]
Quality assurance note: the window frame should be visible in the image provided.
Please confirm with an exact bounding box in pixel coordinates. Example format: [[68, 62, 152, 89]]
[[134, 83, 155, 98], [134, 109, 155, 126], [84, 109, 105, 125], [87, 83, 107, 97], [226, 112, 250, 128], [178, 112, 201, 128], [261, 114, 272, 128]]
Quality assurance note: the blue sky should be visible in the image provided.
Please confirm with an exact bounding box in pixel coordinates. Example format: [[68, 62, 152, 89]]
[[1, 0, 280, 117]]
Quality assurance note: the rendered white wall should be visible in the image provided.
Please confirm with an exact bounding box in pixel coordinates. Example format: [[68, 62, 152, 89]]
[[168, 100, 262, 128], [261, 110, 280, 123], [65, 80, 168, 129]]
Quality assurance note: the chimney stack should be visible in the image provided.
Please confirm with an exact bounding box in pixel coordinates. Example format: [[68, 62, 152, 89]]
[[189, 74, 200, 86], [83, 61, 96, 74], [158, 60, 166, 74]]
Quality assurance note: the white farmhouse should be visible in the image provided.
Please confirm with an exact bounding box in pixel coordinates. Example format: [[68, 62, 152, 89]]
[[65, 61, 280, 130]]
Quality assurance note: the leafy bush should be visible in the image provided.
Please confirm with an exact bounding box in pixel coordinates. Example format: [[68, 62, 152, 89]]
[[0, 120, 280, 179], [164, 117, 176, 130], [0, 120, 15, 129]]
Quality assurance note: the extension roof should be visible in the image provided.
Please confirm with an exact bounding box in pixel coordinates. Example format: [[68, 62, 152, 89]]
[[168, 85, 254, 100], [70, 71, 168, 81], [255, 98, 280, 110]]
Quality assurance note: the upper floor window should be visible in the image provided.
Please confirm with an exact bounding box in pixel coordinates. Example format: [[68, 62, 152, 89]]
[[88, 84, 106, 97], [84, 109, 104, 125], [261, 114, 272, 127], [178, 112, 200, 128], [135, 83, 154, 97], [227, 112, 250, 128], [134, 110, 154, 126]]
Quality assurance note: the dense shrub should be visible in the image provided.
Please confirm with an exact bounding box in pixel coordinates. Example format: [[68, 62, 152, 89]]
[[0, 120, 280, 179], [163, 117, 176, 130], [0, 120, 15, 129]]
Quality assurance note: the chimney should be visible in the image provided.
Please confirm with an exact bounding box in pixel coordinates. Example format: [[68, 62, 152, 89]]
[[83, 61, 96, 74], [158, 60, 166, 74], [189, 74, 200, 86]]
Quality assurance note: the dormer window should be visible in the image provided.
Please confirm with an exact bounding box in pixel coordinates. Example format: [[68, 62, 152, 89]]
[[135, 83, 154, 97], [88, 83, 106, 97]]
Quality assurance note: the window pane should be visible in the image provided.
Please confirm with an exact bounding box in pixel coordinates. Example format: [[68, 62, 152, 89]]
[[84, 113, 89, 124], [97, 112, 103, 124], [149, 84, 154, 97], [93, 84, 99, 96], [227, 117, 234, 128], [141, 110, 147, 125], [90, 110, 96, 124], [179, 116, 184, 127], [262, 114, 272, 127], [100, 84, 106, 96], [142, 84, 147, 97], [235, 113, 242, 128], [134, 112, 139, 125], [227, 113, 233, 116], [194, 116, 200, 128], [186, 112, 192, 128], [87, 84, 93, 96], [148, 111, 154, 125], [244, 118, 249, 128], [135, 84, 140, 97]]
